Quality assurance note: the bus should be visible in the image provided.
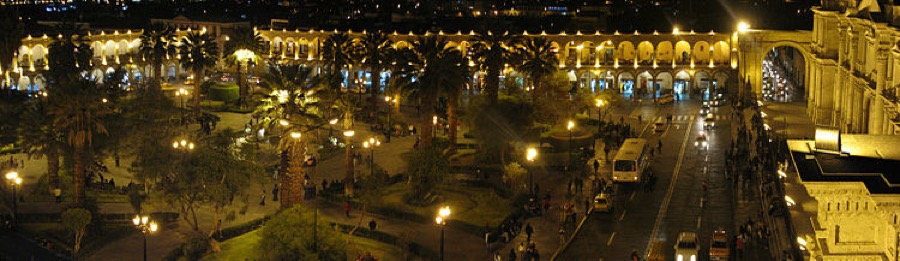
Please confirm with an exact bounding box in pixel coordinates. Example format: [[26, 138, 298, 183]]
[[612, 138, 650, 182]]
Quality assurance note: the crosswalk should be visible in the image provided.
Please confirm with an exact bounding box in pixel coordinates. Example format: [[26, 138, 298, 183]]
[[644, 114, 733, 123]]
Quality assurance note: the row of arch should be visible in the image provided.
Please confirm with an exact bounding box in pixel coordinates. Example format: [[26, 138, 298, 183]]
[[17, 39, 144, 66]]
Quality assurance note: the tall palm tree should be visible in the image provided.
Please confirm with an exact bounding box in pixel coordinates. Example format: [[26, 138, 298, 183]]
[[179, 31, 219, 117], [257, 64, 326, 207], [438, 50, 470, 153], [515, 37, 559, 99], [397, 36, 461, 150], [47, 21, 93, 81], [0, 8, 24, 88], [224, 27, 265, 107], [321, 32, 360, 91], [470, 30, 521, 104], [18, 100, 61, 194], [360, 31, 392, 113], [139, 24, 176, 90], [50, 77, 111, 205]]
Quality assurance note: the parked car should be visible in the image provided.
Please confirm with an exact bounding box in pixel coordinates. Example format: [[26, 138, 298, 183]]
[[657, 94, 675, 104], [654, 118, 667, 133]]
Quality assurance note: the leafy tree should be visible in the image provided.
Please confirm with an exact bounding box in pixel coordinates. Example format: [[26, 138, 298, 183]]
[[179, 31, 219, 116], [124, 87, 178, 189], [61, 208, 91, 257], [159, 136, 260, 237], [470, 30, 522, 104], [50, 77, 111, 205], [468, 97, 535, 165], [139, 23, 176, 90], [260, 205, 346, 261], [0, 90, 28, 146], [223, 27, 265, 106], [18, 100, 62, 193], [404, 148, 449, 200], [502, 162, 528, 193]]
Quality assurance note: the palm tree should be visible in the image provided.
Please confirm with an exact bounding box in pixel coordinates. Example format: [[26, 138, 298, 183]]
[[50, 77, 111, 205], [18, 100, 61, 194], [438, 50, 470, 154], [257, 64, 326, 207], [179, 31, 219, 116], [139, 24, 176, 90], [0, 8, 24, 88], [47, 21, 93, 81], [515, 37, 559, 99], [224, 28, 265, 107], [321, 32, 360, 91], [397, 36, 462, 150], [470, 30, 521, 104], [360, 31, 392, 114]]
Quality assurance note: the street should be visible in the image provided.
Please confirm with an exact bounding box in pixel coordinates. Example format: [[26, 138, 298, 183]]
[[558, 99, 739, 260]]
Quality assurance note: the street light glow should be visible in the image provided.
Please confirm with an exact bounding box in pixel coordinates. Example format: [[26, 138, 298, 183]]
[[526, 147, 537, 161], [595, 99, 604, 107], [279, 119, 289, 126], [14, 177, 21, 185], [439, 206, 451, 218], [329, 118, 339, 125], [738, 21, 750, 33], [567, 120, 575, 131], [5, 171, 18, 180], [433, 115, 438, 125], [343, 130, 355, 137], [290, 132, 302, 139]]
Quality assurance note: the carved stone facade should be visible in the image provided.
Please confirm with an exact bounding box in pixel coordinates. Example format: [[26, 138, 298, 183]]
[[803, 182, 900, 260]]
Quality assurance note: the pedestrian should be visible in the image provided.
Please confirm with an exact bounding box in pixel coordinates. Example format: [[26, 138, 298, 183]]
[[344, 201, 351, 217], [493, 252, 502, 261], [658, 140, 663, 151], [736, 235, 744, 258], [525, 223, 534, 242], [272, 184, 279, 201], [517, 242, 525, 259], [509, 248, 517, 261], [259, 192, 266, 206], [368, 219, 377, 231], [53, 188, 62, 203], [558, 226, 566, 244]]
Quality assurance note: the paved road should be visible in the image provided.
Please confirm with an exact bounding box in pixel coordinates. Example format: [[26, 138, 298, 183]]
[[558, 99, 737, 260]]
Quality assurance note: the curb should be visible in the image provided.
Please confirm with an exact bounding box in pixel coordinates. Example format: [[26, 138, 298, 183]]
[[550, 210, 592, 261]]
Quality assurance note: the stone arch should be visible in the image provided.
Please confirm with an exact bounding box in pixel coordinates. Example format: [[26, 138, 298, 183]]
[[580, 41, 596, 63], [91, 68, 104, 82], [674, 70, 691, 96], [759, 43, 811, 103], [597, 70, 615, 91], [272, 37, 284, 55], [393, 41, 412, 49], [30, 45, 46, 63], [598, 40, 614, 64], [18, 46, 30, 62], [16, 75, 30, 90], [675, 41, 691, 63], [33, 74, 46, 91], [693, 41, 711, 62], [617, 71, 635, 96], [285, 37, 296, 57], [564, 41, 578, 65], [636, 41, 655, 64], [637, 71, 654, 96], [657, 41, 674, 63], [104, 40, 117, 58], [130, 39, 141, 50], [446, 41, 459, 50], [693, 70, 712, 96], [550, 41, 562, 66], [656, 71, 674, 93], [117, 40, 129, 55], [92, 41, 103, 57], [713, 71, 730, 91], [579, 71, 594, 92], [459, 41, 471, 57], [712, 41, 730, 64], [617, 41, 635, 61]]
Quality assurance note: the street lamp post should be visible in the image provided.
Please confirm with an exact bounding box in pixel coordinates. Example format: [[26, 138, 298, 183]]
[[385, 96, 394, 139], [362, 137, 381, 176], [132, 215, 158, 261], [526, 148, 538, 195], [432, 115, 438, 138], [175, 88, 189, 127], [435, 206, 451, 261], [344, 130, 356, 197], [594, 99, 605, 150], [5, 171, 21, 224], [567, 120, 575, 166]]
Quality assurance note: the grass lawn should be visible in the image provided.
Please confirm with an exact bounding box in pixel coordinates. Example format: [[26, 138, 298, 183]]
[[202, 229, 406, 261], [374, 183, 514, 228], [19, 222, 135, 258]]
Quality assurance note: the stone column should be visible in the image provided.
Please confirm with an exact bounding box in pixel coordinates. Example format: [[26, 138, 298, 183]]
[[869, 52, 888, 134]]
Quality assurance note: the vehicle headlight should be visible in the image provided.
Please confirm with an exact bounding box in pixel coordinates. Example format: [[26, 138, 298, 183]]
[[677, 255, 684, 261], [691, 255, 696, 261], [694, 141, 699, 146]]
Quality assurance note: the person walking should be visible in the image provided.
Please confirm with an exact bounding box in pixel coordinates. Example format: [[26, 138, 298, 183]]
[[344, 201, 351, 218], [368, 219, 377, 231], [736, 235, 744, 258], [558, 226, 566, 244], [525, 223, 534, 242], [508, 248, 517, 261]]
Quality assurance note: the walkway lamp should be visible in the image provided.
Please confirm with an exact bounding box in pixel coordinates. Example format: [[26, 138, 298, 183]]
[[567, 120, 575, 165], [526, 148, 538, 195], [363, 137, 381, 176], [5, 171, 21, 224], [344, 130, 355, 197], [132, 215, 158, 261], [435, 206, 451, 261]]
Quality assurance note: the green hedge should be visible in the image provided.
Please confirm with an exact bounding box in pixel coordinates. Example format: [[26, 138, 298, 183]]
[[208, 83, 239, 102], [330, 222, 439, 260]]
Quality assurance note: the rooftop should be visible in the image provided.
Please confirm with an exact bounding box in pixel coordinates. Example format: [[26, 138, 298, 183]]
[[788, 139, 900, 194]]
